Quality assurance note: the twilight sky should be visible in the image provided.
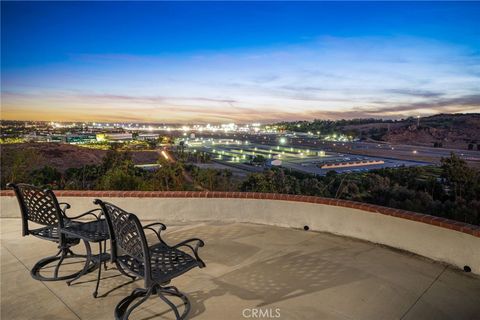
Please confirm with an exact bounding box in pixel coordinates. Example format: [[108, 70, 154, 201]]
[[1, 2, 480, 123]]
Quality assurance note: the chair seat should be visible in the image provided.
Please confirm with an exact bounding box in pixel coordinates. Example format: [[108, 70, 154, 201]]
[[61, 220, 109, 242], [29, 220, 82, 245], [118, 243, 199, 283]]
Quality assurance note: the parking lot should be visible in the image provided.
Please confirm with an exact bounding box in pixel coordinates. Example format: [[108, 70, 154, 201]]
[[185, 138, 430, 176]]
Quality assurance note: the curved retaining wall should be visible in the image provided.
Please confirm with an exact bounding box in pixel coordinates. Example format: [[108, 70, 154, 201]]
[[1, 190, 479, 274]]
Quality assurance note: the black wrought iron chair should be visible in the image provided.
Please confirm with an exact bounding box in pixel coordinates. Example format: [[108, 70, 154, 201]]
[[7, 183, 103, 281], [94, 199, 206, 320]]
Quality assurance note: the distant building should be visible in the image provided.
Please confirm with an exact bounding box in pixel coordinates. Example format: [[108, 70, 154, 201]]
[[320, 159, 384, 169], [134, 164, 161, 171], [24, 133, 49, 142], [47, 135, 66, 143], [66, 133, 97, 144], [100, 133, 133, 142], [137, 133, 160, 141]]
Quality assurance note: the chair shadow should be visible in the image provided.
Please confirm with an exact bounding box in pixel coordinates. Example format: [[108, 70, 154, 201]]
[[62, 226, 372, 319], [183, 249, 371, 318], [213, 249, 370, 307], [163, 223, 266, 245], [62, 264, 140, 299]]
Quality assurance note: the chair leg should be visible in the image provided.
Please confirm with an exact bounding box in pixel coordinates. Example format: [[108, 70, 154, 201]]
[[157, 291, 181, 319], [124, 287, 154, 320], [115, 261, 136, 281], [54, 247, 63, 257], [114, 285, 190, 320], [31, 247, 85, 282], [163, 285, 180, 294], [67, 240, 93, 286], [53, 249, 66, 278], [93, 242, 103, 298], [157, 286, 191, 320], [115, 287, 152, 320], [103, 240, 108, 271], [114, 285, 191, 320]]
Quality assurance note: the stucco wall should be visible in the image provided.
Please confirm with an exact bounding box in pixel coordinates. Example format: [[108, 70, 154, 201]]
[[1, 194, 479, 274]]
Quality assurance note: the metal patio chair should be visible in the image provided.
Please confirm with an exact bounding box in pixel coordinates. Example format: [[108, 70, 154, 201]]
[[8, 183, 104, 281], [94, 199, 206, 320]]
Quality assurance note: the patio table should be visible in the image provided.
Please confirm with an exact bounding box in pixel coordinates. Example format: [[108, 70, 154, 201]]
[[61, 219, 111, 298]]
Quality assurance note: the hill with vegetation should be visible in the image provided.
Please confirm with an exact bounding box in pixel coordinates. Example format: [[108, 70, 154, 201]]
[[1, 144, 479, 226], [0, 143, 159, 173], [277, 113, 480, 149]]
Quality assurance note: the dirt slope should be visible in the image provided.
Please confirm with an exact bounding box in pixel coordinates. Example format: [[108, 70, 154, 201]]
[[0, 143, 160, 172]]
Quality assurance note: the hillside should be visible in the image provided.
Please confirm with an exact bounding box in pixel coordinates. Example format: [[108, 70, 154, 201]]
[[382, 114, 480, 148], [281, 113, 480, 149], [0, 143, 160, 172]]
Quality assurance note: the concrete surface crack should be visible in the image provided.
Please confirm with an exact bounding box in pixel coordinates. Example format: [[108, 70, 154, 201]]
[[399, 265, 448, 320], [3, 245, 83, 320]]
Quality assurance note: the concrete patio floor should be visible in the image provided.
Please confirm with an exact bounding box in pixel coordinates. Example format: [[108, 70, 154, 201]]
[[1, 218, 479, 320]]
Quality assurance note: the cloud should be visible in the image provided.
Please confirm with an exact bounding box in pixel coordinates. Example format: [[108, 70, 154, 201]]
[[385, 89, 444, 98], [2, 36, 480, 122], [353, 94, 480, 116], [78, 93, 237, 105]]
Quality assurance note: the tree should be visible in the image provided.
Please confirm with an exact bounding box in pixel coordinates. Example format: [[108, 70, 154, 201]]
[[194, 168, 218, 190], [270, 169, 299, 194], [101, 150, 133, 174], [97, 160, 142, 190], [240, 173, 273, 193], [240, 169, 300, 194], [1, 148, 42, 187], [441, 153, 476, 200], [148, 158, 187, 191], [251, 155, 267, 166], [300, 178, 324, 196], [29, 166, 62, 189], [64, 165, 102, 190]]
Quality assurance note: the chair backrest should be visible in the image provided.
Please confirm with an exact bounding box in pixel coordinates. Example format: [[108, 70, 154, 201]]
[[94, 199, 151, 280], [7, 183, 64, 236]]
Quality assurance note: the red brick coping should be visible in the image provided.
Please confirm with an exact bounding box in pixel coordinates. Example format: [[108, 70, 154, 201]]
[[1, 190, 479, 237]]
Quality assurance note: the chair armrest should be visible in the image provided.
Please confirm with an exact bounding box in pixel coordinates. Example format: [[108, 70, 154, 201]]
[[58, 202, 71, 216], [143, 222, 167, 244], [65, 208, 103, 221], [143, 222, 167, 230], [171, 238, 206, 267], [58, 202, 71, 210]]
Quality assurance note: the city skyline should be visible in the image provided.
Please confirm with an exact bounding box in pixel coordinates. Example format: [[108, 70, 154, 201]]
[[2, 2, 480, 123]]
